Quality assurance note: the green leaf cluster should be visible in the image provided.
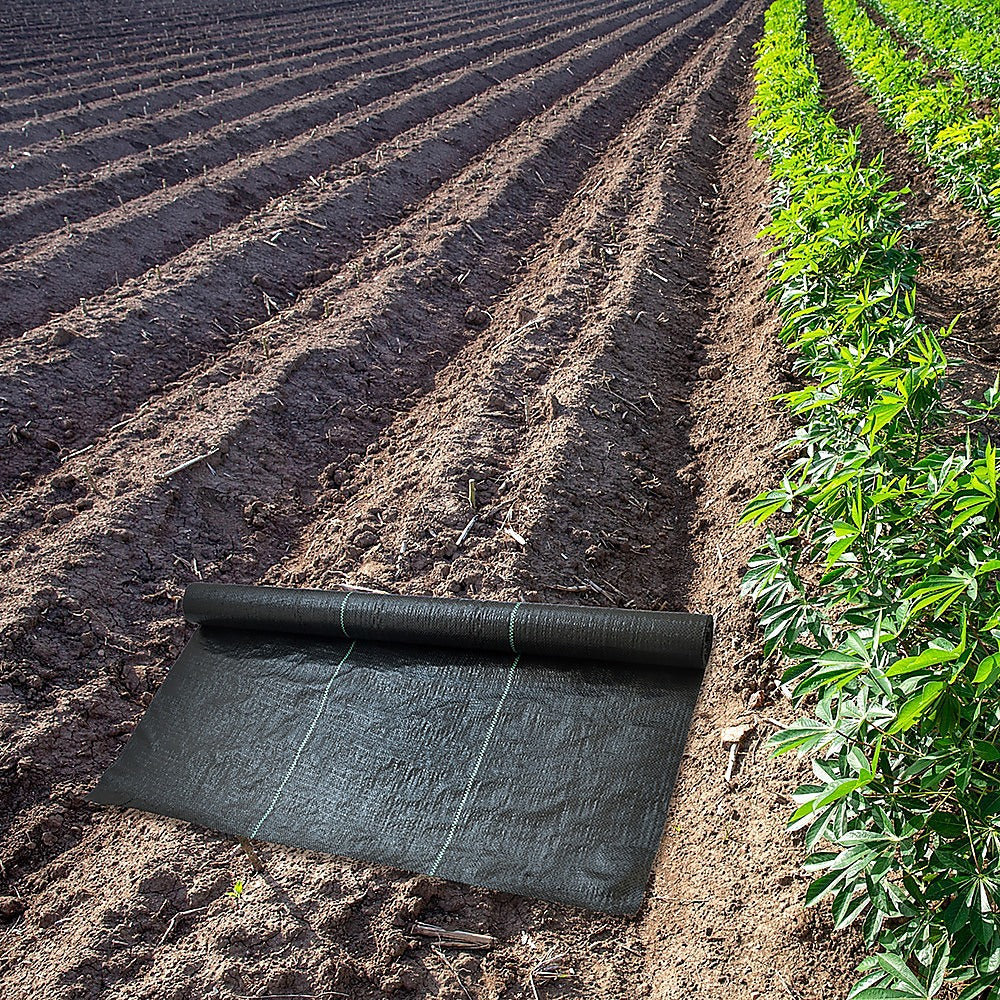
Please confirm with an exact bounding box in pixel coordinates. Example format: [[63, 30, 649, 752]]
[[749, 1, 1000, 996], [870, 0, 1000, 101], [823, 0, 1000, 232]]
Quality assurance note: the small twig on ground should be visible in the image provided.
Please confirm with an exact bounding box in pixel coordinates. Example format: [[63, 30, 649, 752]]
[[432, 945, 475, 1000], [337, 581, 392, 595], [720, 724, 754, 783], [777, 971, 799, 999], [61, 443, 95, 462], [409, 922, 494, 949], [161, 450, 217, 480], [531, 948, 570, 981], [238, 837, 264, 871], [456, 515, 477, 548], [504, 525, 526, 546], [156, 906, 206, 947], [724, 742, 739, 783], [577, 576, 614, 602], [527, 947, 572, 998], [528, 972, 540, 1000]]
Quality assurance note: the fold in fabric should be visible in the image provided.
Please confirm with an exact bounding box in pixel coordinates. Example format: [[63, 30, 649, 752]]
[[91, 585, 711, 913]]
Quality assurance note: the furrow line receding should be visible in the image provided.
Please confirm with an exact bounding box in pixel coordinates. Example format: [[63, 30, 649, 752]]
[[0, 0, 521, 124], [0, 0, 621, 254], [0, 0, 739, 650], [0, 0, 716, 494], [278, 4, 758, 605], [0, 0, 573, 190], [0, 0, 562, 160]]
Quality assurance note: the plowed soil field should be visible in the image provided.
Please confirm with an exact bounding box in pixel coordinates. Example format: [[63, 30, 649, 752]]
[[0, 1, 866, 998]]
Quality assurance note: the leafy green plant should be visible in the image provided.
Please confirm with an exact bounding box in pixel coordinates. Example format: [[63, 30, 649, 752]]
[[823, 0, 1000, 232], [870, 0, 1000, 100], [748, 1, 1000, 996]]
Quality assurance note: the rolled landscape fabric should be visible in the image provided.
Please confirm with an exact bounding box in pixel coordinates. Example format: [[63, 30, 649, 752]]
[[91, 584, 712, 913]]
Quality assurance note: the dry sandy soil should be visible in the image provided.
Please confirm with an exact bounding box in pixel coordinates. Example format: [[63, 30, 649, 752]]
[[3, 0, 993, 997]]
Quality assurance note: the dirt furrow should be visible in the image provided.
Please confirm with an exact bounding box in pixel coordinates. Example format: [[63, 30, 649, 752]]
[[0, 0, 743, 891], [0, 0, 716, 490], [0, 0, 496, 122], [0, 0, 568, 192], [639, 75, 864, 1000], [0, 0, 620, 256], [0, 0, 560, 191], [273, 11, 751, 606], [0, 0, 562, 151], [0, 9, 345, 110], [0, 0, 368, 86]]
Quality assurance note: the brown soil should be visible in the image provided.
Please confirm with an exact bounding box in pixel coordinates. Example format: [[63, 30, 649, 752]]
[[0, 1, 866, 998]]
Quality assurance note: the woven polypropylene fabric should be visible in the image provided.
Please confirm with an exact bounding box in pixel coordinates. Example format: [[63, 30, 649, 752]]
[[90, 585, 711, 913]]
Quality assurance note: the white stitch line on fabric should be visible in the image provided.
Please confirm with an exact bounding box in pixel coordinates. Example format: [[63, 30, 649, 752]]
[[250, 640, 356, 839], [508, 602, 521, 654], [428, 653, 520, 877], [339, 592, 352, 638]]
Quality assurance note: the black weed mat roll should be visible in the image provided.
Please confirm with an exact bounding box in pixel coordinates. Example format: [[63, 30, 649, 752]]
[[90, 584, 712, 913]]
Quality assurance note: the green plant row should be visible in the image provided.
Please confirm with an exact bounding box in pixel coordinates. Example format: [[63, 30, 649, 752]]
[[935, 0, 1000, 42], [748, 0, 1000, 996], [823, 0, 1000, 232], [870, 0, 1000, 99]]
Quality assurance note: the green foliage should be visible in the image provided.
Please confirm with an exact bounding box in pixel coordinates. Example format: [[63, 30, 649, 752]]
[[749, 0, 1000, 996], [823, 0, 1000, 232], [870, 0, 1000, 100]]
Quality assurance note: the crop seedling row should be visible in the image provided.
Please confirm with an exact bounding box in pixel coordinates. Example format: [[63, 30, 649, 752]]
[[868, 0, 1000, 100], [746, 0, 1000, 995], [823, 0, 1000, 232]]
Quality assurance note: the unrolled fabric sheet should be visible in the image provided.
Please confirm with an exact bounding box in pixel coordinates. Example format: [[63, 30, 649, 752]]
[[90, 584, 711, 913]]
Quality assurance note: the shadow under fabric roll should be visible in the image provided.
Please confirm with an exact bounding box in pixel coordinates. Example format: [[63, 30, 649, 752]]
[[90, 584, 713, 913]]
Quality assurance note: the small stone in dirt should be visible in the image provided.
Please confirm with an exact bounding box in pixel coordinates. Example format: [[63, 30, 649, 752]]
[[305, 268, 333, 284], [676, 460, 701, 485], [353, 530, 377, 550], [746, 690, 765, 711], [464, 305, 490, 327], [720, 723, 754, 745], [36, 909, 59, 928], [50, 327, 73, 347], [51, 473, 77, 490], [452, 954, 482, 975], [44, 504, 75, 524], [0, 896, 26, 920], [303, 295, 325, 319], [380, 968, 421, 993], [251, 272, 272, 289]]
